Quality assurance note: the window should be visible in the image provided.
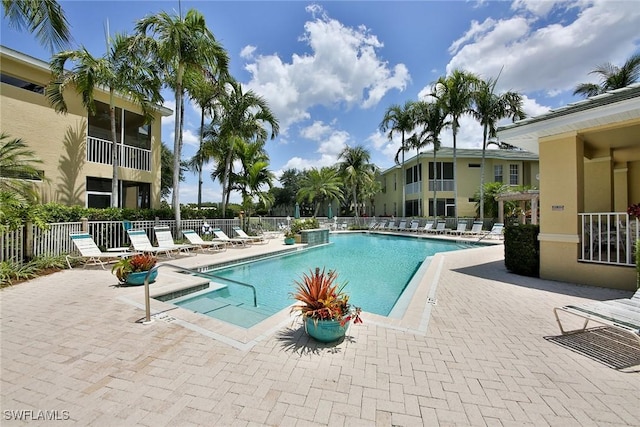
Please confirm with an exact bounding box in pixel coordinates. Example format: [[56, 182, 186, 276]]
[[509, 164, 519, 185], [429, 162, 453, 179], [87, 177, 112, 208], [428, 198, 455, 217], [494, 165, 503, 183], [468, 163, 480, 168], [405, 164, 422, 184], [1, 73, 44, 94], [88, 101, 150, 148], [405, 199, 421, 217]]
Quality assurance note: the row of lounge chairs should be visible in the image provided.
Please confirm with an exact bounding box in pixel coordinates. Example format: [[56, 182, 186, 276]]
[[368, 219, 504, 239], [67, 226, 267, 269]]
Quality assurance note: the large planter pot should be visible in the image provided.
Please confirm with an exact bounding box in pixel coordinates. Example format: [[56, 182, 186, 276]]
[[304, 317, 350, 343], [284, 237, 295, 245], [125, 269, 158, 286]]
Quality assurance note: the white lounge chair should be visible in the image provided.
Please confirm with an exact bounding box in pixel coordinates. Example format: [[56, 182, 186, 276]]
[[212, 228, 249, 247], [386, 221, 398, 231], [447, 221, 468, 236], [182, 229, 227, 252], [154, 226, 196, 255], [554, 289, 640, 344], [408, 221, 420, 232], [233, 226, 267, 244], [484, 223, 504, 239], [66, 233, 134, 269], [395, 220, 407, 232], [419, 221, 434, 233], [463, 221, 484, 237], [127, 229, 178, 257], [427, 221, 448, 234]]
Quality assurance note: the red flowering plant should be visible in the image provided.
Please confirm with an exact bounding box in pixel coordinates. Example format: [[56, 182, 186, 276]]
[[111, 253, 157, 283], [628, 203, 640, 219], [290, 267, 363, 327]]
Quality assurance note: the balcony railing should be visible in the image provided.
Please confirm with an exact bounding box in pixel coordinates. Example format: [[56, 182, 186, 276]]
[[405, 181, 422, 195], [428, 179, 454, 192], [86, 136, 151, 172], [579, 212, 638, 266]]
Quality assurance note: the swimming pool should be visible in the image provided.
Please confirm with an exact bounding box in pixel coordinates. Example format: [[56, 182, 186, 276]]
[[164, 233, 476, 328]]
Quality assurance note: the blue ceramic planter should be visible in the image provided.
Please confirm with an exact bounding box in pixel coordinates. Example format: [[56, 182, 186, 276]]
[[284, 237, 295, 245], [125, 269, 158, 286], [304, 317, 350, 343]]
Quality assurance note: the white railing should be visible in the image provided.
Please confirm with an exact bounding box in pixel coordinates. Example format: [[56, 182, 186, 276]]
[[579, 213, 638, 266], [428, 179, 454, 192], [1, 226, 24, 264], [405, 182, 422, 195], [86, 136, 151, 171]]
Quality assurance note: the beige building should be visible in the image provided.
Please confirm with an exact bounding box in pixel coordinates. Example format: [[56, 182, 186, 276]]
[[0, 45, 171, 209], [497, 84, 640, 290], [374, 147, 539, 218]]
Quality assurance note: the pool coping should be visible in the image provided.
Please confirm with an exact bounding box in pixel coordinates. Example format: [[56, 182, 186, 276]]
[[117, 233, 500, 350]]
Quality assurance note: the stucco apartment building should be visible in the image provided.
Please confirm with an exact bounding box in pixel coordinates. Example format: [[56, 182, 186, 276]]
[[498, 83, 639, 290], [374, 147, 539, 219], [0, 45, 171, 209]]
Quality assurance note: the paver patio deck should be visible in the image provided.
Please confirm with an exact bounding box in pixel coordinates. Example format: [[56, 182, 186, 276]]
[[1, 234, 638, 426]]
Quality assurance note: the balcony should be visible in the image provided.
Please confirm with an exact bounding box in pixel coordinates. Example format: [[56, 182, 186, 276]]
[[579, 212, 638, 267], [428, 179, 454, 192], [86, 136, 151, 172], [405, 181, 422, 195]]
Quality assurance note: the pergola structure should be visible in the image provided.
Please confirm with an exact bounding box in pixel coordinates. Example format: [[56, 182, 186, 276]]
[[495, 190, 539, 225]]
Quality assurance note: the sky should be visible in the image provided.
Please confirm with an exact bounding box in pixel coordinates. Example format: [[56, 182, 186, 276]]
[[2, 0, 639, 205]]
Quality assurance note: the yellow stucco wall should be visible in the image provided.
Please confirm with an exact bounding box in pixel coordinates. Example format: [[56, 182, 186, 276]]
[[1, 50, 164, 208]]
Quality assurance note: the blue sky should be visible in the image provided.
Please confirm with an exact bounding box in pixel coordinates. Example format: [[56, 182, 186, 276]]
[[2, 0, 639, 204]]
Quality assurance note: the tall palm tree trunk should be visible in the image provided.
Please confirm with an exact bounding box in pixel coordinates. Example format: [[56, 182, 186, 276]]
[[432, 149, 438, 219], [197, 106, 205, 208], [401, 131, 406, 217], [172, 67, 185, 229], [109, 89, 119, 208], [480, 125, 488, 221], [452, 122, 458, 221]]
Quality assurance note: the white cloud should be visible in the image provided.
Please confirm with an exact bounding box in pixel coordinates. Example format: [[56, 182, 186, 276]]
[[244, 4, 410, 133], [182, 129, 200, 148], [240, 45, 257, 59], [161, 99, 176, 128]]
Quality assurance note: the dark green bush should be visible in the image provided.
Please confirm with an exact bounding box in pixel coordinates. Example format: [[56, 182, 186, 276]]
[[504, 224, 540, 277]]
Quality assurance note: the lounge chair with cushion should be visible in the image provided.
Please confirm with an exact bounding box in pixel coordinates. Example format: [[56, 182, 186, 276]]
[[127, 229, 178, 257], [154, 226, 197, 255], [554, 289, 640, 344], [66, 233, 135, 269], [182, 229, 227, 252], [212, 228, 249, 247], [233, 226, 267, 244]]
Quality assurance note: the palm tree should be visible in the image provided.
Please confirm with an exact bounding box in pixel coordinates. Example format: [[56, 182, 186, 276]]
[[432, 69, 479, 220], [216, 79, 279, 217], [470, 76, 525, 221], [234, 139, 274, 225], [0, 133, 43, 203], [411, 100, 449, 218], [379, 100, 416, 217], [135, 8, 230, 227], [2, 0, 70, 51], [47, 33, 163, 208], [573, 53, 640, 97], [297, 167, 344, 217], [338, 145, 376, 218]]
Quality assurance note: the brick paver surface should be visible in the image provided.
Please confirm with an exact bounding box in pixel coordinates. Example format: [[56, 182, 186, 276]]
[[1, 240, 639, 426]]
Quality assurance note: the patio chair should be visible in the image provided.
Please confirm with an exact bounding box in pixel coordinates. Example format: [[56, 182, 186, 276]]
[[483, 223, 504, 239], [232, 226, 267, 244], [462, 221, 485, 237], [212, 228, 249, 247], [182, 229, 227, 252], [419, 221, 434, 233], [408, 220, 420, 232], [127, 229, 178, 258], [153, 226, 197, 255], [447, 220, 468, 236], [427, 220, 448, 234], [553, 288, 640, 344], [386, 220, 398, 231], [66, 233, 135, 269], [395, 220, 407, 232]]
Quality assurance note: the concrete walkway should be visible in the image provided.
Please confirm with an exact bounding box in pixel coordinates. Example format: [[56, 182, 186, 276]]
[[1, 236, 638, 426]]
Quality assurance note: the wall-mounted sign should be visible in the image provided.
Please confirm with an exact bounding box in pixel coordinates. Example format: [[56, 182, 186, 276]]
[[551, 205, 564, 211]]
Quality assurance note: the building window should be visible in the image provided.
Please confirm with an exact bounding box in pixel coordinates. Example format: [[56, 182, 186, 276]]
[[405, 164, 422, 184], [88, 101, 150, 149], [468, 163, 480, 168], [86, 177, 112, 208], [509, 164, 519, 185], [393, 174, 397, 191], [428, 198, 455, 217], [405, 199, 421, 217], [494, 165, 503, 182], [1, 73, 44, 94]]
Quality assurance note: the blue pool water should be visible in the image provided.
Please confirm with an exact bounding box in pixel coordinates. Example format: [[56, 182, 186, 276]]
[[169, 233, 475, 328]]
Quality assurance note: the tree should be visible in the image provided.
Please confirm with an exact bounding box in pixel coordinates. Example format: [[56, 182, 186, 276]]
[[573, 53, 640, 97], [135, 8, 230, 228], [160, 142, 186, 201], [2, 0, 71, 51], [410, 100, 449, 218], [432, 69, 479, 219], [47, 32, 163, 208], [235, 139, 274, 223], [216, 79, 279, 217], [470, 76, 525, 221], [297, 167, 344, 217], [0, 133, 43, 203], [338, 145, 376, 218], [379, 100, 416, 217]]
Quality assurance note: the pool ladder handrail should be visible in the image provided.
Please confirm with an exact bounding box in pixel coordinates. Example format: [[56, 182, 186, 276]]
[[141, 262, 259, 324]]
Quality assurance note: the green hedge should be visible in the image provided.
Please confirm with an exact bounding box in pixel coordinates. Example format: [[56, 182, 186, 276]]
[[504, 224, 540, 277]]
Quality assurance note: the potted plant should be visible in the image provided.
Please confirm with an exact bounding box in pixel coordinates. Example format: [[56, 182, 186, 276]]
[[111, 253, 158, 286], [290, 267, 362, 342], [283, 228, 296, 245]]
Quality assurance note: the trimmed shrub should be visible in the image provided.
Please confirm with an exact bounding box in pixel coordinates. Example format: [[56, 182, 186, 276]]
[[504, 224, 540, 277]]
